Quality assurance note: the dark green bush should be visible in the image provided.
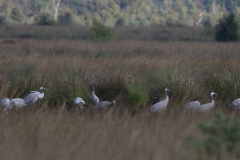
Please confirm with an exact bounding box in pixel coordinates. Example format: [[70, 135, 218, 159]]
[[126, 86, 149, 107], [58, 9, 74, 26], [215, 13, 239, 42], [11, 7, 25, 23], [195, 113, 240, 159], [0, 15, 5, 24], [89, 20, 114, 41], [37, 12, 55, 25]]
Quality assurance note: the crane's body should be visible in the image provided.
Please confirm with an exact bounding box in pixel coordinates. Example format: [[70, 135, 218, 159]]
[[24, 87, 47, 105], [74, 97, 85, 110], [229, 98, 240, 109], [95, 101, 116, 109], [1, 98, 10, 113], [90, 83, 99, 105], [9, 98, 26, 109], [150, 88, 171, 112], [183, 101, 201, 110]]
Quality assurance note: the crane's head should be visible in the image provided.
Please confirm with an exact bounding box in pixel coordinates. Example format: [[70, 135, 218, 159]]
[[165, 88, 171, 93], [80, 98, 85, 105], [211, 92, 217, 96], [92, 82, 96, 86], [39, 87, 48, 91]]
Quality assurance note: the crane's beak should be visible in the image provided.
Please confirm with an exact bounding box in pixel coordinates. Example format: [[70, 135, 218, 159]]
[[44, 88, 48, 90]]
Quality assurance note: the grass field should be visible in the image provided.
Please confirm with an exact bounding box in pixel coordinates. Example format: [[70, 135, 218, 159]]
[[1, 29, 240, 159]]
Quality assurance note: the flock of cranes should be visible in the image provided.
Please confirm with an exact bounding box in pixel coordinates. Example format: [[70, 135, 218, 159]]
[[1, 87, 47, 113], [1, 83, 240, 113], [0, 83, 116, 113]]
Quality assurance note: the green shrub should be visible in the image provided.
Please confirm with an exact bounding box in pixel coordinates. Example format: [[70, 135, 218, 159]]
[[89, 20, 114, 41], [0, 14, 6, 24], [11, 7, 25, 23], [192, 113, 240, 159], [126, 86, 148, 107], [58, 9, 74, 26], [37, 12, 55, 25], [215, 13, 239, 42]]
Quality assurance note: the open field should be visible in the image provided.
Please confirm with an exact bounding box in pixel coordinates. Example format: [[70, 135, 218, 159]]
[[1, 37, 240, 159]]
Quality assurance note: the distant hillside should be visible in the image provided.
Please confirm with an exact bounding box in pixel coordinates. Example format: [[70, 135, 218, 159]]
[[0, 0, 240, 26]]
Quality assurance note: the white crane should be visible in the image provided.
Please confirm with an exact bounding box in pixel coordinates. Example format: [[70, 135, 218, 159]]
[[1, 98, 10, 113], [183, 92, 217, 111], [183, 101, 200, 110], [90, 83, 99, 105], [150, 88, 171, 112], [94, 101, 116, 109], [9, 98, 26, 109], [198, 92, 217, 112], [229, 97, 240, 109], [74, 97, 85, 110], [24, 87, 47, 105]]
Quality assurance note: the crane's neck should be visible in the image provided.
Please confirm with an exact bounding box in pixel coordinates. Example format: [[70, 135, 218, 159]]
[[165, 94, 169, 104], [165, 91, 169, 98], [39, 92, 44, 99], [211, 95, 214, 104], [92, 85, 95, 92]]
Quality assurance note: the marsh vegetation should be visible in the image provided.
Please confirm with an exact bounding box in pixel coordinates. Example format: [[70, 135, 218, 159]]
[[0, 26, 240, 159]]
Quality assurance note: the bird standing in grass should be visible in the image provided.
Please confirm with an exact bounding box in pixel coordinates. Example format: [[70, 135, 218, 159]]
[[229, 97, 240, 109], [74, 97, 85, 110], [95, 101, 116, 109], [183, 101, 201, 110], [198, 92, 217, 112], [150, 88, 171, 112], [10, 98, 26, 109], [24, 87, 47, 105], [90, 83, 99, 105]]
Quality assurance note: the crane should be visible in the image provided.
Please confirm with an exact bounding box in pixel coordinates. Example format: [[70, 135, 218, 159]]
[[90, 83, 99, 105], [150, 88, 171, 112], [94, 101, 116, 109], [24, 87, 47, 105], [74, 97, 85, 110]]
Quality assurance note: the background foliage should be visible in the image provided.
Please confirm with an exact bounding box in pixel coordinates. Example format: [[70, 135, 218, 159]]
[[1, 0, 240, 26]]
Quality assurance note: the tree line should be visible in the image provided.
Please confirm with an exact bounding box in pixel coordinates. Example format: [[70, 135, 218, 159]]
[[0, 0, 240, 26]]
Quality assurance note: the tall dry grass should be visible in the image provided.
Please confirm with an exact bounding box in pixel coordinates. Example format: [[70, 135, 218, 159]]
[[0, 39, 240, 159], [0, 107, 236, 160], [1, 39, 240, 107]]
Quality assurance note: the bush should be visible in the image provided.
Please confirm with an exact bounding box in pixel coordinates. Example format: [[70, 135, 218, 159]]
[[215, 13, 239, 42], [58, 9, 74, 26], [126, 86, 149, 107], [89, 20, 114, 41], [190, 113, 240, 159], [37, 12, 55, 25], [11, 7, 25, 23], [0, 15, 5, 25]]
